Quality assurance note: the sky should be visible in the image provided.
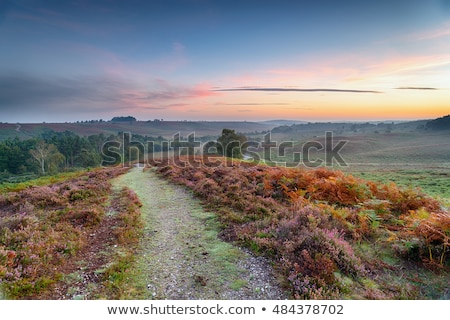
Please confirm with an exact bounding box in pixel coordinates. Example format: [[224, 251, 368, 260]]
[[0, 0, 449, 123]]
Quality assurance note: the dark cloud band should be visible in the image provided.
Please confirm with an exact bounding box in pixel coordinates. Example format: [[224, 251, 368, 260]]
[[214, 87, 382, 94], [396, 87, 438, 90]]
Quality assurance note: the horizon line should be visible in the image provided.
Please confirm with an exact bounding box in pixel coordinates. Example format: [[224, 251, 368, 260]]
[[0, 117, 438, 125]]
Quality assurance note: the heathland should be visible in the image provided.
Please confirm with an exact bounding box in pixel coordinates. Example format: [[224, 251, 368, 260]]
[[0, 115, 449, 299]]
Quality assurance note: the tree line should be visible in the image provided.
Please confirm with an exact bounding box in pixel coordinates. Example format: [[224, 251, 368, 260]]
[[0, 130, 108, 180], [0, 128, 248, 182]]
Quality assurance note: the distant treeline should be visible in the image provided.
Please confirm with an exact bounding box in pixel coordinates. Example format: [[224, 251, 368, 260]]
[[0, 131, 107, 178], [111, 116, 137, 123], [0, 130, 216, 182], [426, 115, 450, 130], [271, 116, 450, 134], [271, 122, 393, 134]]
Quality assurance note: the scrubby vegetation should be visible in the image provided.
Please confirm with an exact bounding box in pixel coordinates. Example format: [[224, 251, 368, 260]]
[[0, 167, 131, 298], [155, 158, 449, 299], [1, 115, 449, 300], [97, 186, 144, 299]]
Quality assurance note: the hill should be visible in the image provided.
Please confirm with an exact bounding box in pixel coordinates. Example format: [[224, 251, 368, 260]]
[[426, 115, 450, 130], [264, 116, 449, 171], [270, 120, 430, 137], [283, 131, 450, 166], [258, 120, 309, 126], [0, 121, 274, 141]]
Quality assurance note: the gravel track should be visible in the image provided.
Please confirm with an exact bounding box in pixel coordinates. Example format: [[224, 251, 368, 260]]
[[113, 167, 287, 300]]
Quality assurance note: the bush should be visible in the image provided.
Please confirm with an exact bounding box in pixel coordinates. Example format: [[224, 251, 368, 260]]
[[0, 167, 127, 298], [154, 158, 449, 298]]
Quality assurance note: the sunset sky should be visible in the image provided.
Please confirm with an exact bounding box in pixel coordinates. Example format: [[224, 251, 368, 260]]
[[1, 0, 449, 123]]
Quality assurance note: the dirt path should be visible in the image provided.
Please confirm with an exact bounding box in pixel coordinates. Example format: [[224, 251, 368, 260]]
[[113, 167, 287, 300]]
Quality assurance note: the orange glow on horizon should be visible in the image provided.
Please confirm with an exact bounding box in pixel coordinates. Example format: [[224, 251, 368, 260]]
[[173, 87, 449, 122]]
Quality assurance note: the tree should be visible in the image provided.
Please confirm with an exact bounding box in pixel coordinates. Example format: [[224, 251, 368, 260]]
[[2, 137, 36, 174], [216, 129, 247, 159], [29, 141, 65, 175], [49, 131, 82, 167], [0, 143, 9, 172], [75, 148, 102, 167], [111, 116, 136, 123]]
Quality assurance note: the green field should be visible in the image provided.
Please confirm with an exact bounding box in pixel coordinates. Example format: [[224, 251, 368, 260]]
[[349, 168, 450, 203], [255, 129, 450, 202]]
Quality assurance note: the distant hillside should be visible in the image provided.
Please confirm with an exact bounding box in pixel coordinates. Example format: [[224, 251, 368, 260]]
[[258, 120, 308, 126], [1, 116, 446, 142], [0, 121, 274, 141], [271, 119, 430, 135], [426, 115, 450, 130]]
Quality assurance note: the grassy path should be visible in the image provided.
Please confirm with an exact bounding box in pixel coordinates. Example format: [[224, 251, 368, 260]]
[[112, 167, 286, 299]]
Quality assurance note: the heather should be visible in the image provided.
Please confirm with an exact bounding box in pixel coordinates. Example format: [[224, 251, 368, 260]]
[[156, 159, 449, 299], [0, 167, 130, 298]]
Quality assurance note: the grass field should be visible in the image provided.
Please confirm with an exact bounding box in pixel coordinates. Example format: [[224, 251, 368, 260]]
[[348, 167, 450, 201], [253, 129, 450, 202]]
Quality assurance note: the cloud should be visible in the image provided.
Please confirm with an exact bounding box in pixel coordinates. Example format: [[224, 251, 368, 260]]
[[0, 72, 165, 120], [407, 21, 450, 41], [143, 80, 218, 101], [374, 21, 450, 45], [0, 72, 127, 111], [367, 55, 450, 77], [216, 102, 291, 106], [139, 103, 190, 110], [263, 50, 450, 89], [395, 87, 439, 90], [132, 42, 189, 74], [214, 87, 382, 94], [163, 103, 190, 108], [0, 72, 217, 121]]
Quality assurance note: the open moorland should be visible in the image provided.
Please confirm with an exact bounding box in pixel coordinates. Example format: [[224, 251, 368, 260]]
[[155, 157, 449, 299], [0, 116, 449, 299]]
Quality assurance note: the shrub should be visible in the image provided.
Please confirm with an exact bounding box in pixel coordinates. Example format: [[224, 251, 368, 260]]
[[112, 187, 143, 245], [153, 158, 449, 298], [64, 207, 104, 227], [0, 167, 127, 298]]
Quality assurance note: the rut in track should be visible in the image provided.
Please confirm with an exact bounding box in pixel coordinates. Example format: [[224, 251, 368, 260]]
[[113, 167, 287, 300]]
